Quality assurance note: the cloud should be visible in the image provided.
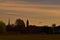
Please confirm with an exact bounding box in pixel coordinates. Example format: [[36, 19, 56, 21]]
[[0, 1, 60, 25], [0, 2, 60, 15], [0, 0, 60, 4], [0, 2, 60, 19]]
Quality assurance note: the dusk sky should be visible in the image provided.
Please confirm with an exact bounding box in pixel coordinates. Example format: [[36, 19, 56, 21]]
[[0, 0, 60, 26]]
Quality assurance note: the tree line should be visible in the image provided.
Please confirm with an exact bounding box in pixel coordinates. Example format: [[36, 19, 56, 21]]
[[0, 18, 60, 34]]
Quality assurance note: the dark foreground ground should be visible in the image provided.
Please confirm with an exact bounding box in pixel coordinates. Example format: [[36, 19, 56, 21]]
[[0, 34, 60, 40]]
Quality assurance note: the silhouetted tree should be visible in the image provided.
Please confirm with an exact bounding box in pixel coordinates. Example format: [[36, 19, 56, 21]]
[[14, 18, 25, 33], [15, 18, 25, 27], [52, 24, 56, 27], [26, 19, 29, 27], [0, 21, 6, 33], [52, 24, 56, 34]]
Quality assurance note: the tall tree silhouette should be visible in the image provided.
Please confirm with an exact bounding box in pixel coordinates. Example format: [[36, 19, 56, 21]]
[[26, 19, 29, 27], [14, 18, 25, 33], [15, 18, 25, 27]]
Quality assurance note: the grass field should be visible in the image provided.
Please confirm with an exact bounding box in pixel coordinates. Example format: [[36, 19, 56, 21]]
[[0, 34, 60, 40]]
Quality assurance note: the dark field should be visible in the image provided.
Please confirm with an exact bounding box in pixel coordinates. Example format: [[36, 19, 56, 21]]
[[0, 34, 60, 40]]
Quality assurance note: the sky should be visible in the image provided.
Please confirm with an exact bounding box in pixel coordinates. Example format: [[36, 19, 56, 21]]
[[0, 0, 60, 26]]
